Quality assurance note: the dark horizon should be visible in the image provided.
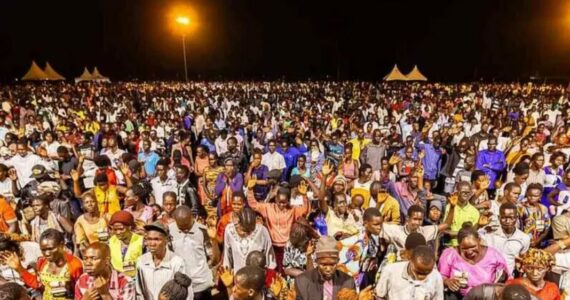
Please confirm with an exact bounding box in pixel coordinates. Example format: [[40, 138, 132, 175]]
[[1, 0, 570, 83]]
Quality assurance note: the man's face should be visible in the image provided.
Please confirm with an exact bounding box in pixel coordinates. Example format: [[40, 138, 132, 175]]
[[16, 144, 27, 157], [268, 142, 276, 153], [457, 185, 472, 205], [175, 168, 187, 183], [83, 248, 108, 276], [506, 187, 521, 203], [232, 274, 254, 300], [228, 139, 237, 152], [40, 238, 63, 263], [144, 231, 168, 254], [428, 207, 441, 223], [406, 212, 424, 232], [156, 165, 167, 179], [316, 256, 339, 281], [533, 156, 545, 168], [143, 140, 151, 152], [364, 215, 382, 235], [488, 139, 497, 151], [499, 208, 517, 233], [409, 258, 435, 281]]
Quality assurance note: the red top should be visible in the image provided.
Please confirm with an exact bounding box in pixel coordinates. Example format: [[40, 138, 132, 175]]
[[507, 278, 561, 300], [20, 252, 83, 291]]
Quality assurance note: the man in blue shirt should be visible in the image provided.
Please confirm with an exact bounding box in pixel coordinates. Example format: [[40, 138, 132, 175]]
[[138, 139, 160, 177]]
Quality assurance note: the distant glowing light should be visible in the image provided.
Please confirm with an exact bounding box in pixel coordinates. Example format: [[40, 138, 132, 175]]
[[176, 16, 190, 25]]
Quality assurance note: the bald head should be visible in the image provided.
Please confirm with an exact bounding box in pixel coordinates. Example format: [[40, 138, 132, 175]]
[[173, 205, 194, 232], [87, 242, 110, 259]]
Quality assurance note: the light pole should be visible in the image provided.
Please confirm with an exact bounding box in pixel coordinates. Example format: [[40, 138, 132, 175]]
[[176, 16, 190, 82]]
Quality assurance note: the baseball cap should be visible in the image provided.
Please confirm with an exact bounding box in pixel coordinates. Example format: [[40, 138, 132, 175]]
[[144, 221, 169, 236], [30, 165, 48, 179], [429, 200, 443, 212]]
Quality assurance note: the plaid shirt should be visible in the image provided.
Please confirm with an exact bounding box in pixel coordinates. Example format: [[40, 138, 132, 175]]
[[75, 270, 135, 300]]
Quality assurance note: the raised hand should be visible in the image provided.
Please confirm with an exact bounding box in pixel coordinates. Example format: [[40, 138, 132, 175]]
[[247, 175, 257, 189], [119, 163, 130, 176], [70, 169, 80, 182], [448, 193, 458, 207], [269, 274, 285, 297], [297, 180, 308, 195], [218, 266, 234, 287], [0, 252, 22, 271], [7, 169, 17, 181], [321, 160, 333, 176], [388, 153, 401, 165]]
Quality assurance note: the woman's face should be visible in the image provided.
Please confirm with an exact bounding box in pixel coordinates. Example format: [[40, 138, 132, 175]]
[[231, 198, 245, 214], [459, 235, 480, 261], [405, 148, 413, 159], [554, 155, 565, 168], [124, 190, 138, 207], [297, 157, 306, 168], [533, 155, 545, 168], [83, 196, 98, 213], [208, 154, 218, 167], [45, 133, 53, 143], [196, 147, 205, 158], [162, 197, 176, 214]]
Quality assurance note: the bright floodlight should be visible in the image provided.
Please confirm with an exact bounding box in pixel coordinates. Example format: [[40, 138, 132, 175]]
[[176, 16, 190, 25]]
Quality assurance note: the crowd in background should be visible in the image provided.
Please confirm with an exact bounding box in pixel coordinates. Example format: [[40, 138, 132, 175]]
[[0, 81, 567, 299]]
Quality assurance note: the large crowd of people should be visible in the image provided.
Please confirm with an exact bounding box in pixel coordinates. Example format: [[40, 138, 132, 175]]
[[0, 80, 567, 299]]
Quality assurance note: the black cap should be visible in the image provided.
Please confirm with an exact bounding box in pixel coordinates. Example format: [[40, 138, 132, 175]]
[[30, 165, 48, 179]]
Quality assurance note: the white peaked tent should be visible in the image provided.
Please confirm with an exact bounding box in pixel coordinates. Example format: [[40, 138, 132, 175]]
[[405, 65, 428, 81], [43, 62, 66, 81], [21, 61, 50, 81], [91, 67, 110, 82], [383, 64, 408, 81], [75, 67, 94, 83]]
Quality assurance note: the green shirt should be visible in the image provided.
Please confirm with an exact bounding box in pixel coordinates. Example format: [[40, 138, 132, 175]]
[[445, 202, 480, 246]]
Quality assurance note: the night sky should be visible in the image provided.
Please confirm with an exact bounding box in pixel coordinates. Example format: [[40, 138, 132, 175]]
[[0, 0, 568, 82]]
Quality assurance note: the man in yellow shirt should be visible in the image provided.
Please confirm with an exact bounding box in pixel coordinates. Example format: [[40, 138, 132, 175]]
[[370, 181, 400, 224], [349, 129, 370, 161]]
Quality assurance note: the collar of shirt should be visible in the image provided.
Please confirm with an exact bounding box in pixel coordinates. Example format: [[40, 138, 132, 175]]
[[140, 250, 177, 269]]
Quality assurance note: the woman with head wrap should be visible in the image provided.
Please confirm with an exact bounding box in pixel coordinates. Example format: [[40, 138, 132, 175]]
[[506, 249, 560, 300]]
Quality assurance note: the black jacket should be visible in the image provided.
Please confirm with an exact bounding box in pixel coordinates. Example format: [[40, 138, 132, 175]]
[[176, 180, 205, 217], [294, 269, 355, 300]]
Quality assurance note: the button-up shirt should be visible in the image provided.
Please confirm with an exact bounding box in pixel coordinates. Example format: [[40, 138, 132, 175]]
[[75, 270, 135, 300], [150, 177, 177, 206], [135, 250, 193, 300], [375, 261, 444, 300], [169, 222, 214, 293], [481, 228, 530, 275], [262, 151, 286, 172]]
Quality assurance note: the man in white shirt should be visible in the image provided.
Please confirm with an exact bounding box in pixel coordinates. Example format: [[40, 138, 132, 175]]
[[261, 140, 285, 175], [375, 246, 444, 300], [215, 130, 228, 155], [150, 160, 177, 206], [169, 206, 219, 299], [100, 136, 125, 168], [481, 202, 530, 275], [5, 139, 52, 188], [135, 222, 192, 300]]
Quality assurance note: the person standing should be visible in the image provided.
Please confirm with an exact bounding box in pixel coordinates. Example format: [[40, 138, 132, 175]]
[[135, 222, 192, 300], [75, 242, 135, 300], [169, 206, 220, 300]]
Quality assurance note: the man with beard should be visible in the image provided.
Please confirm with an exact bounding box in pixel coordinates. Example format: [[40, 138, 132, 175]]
[[75, 242, 135, 300], [294, 236, 355, 300]]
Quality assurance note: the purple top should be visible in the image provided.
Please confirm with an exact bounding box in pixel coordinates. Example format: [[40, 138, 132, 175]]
[[438, 246, 509, 296], [214, 172, 244, 197]]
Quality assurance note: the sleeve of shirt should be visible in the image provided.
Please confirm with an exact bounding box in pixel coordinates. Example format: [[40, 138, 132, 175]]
[[247, 189, 268, 218], [434, 273, 444, 300], [263, 229, 277, 269], [440, 249, 458, 279], [135, 261, 144, 298], [74, 277, 84, 300], [74, 220, 87, 245], [222, 229, 232, 268], [1, 201, 16, 224], [375, 265, 390, 298], [120, 277, 136, 300]]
